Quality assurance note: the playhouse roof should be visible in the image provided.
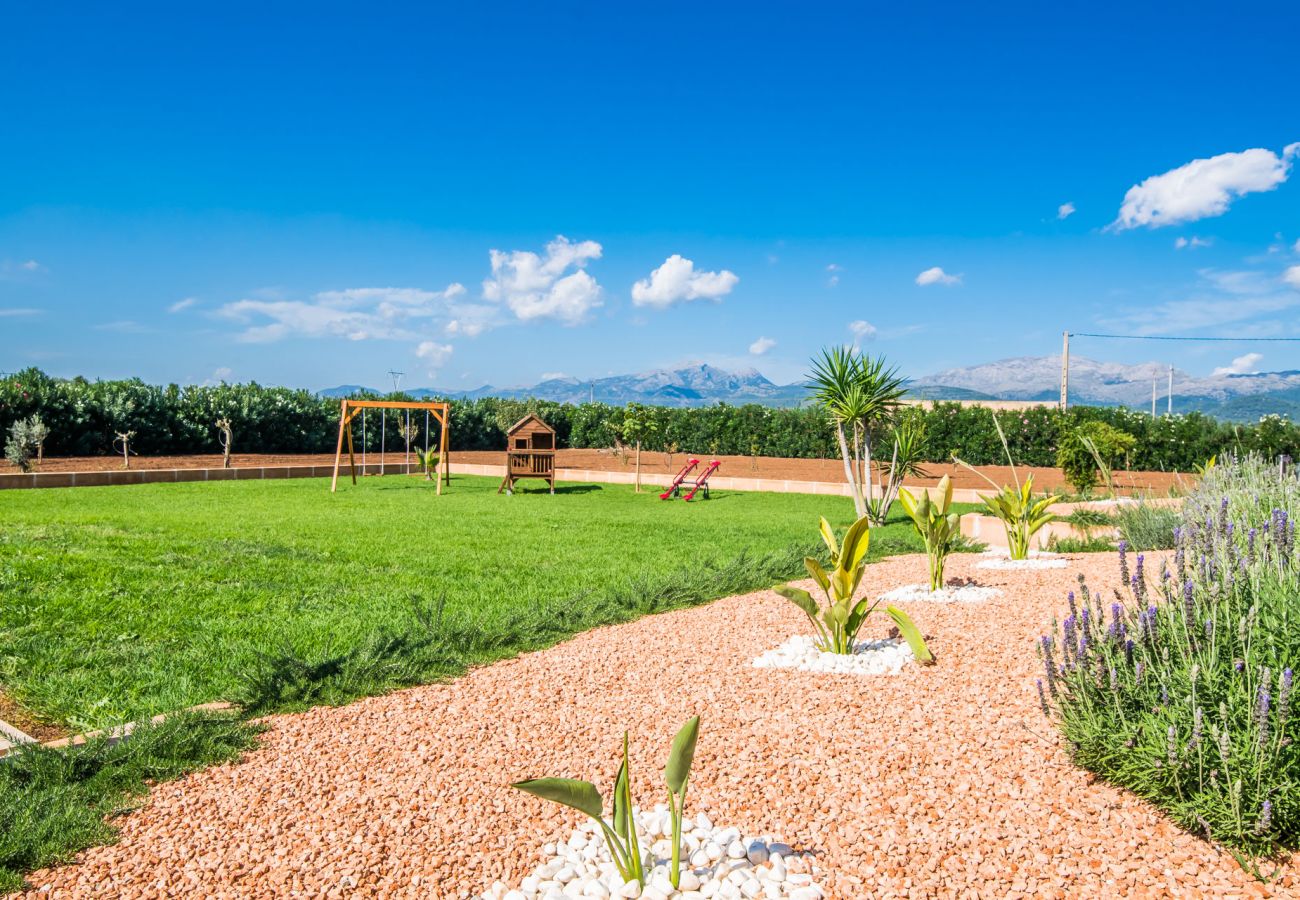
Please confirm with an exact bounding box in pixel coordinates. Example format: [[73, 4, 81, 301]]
[[505, 413, 554, 436]]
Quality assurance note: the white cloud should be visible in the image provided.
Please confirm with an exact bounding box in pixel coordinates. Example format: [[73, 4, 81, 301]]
[[169, 297, 199, 313], [631, 254, 739, 309], [825, 264, 841, 288], [216, 283, 469, 343], [0, 259, 45, 279], [749, 336, 776, 355], [415, 340, 454, 370], [483, 235, 603, 324], [1112, 143, 1300, 230], [94, 320, 153, 334], [540, 371, 568, 381], [0, 307, 40, 317], [1212, 352, 1264, 376], [848, 320, 877, 343], [21, 259, 40, 271], [1057, 202, 1076, 220], [1294, 238, 1300, 254], [1284, 265, 1300, 289], [213, 367, 233, 381], [1174, 236, 1212, 250], [915, 266, 960, 286]]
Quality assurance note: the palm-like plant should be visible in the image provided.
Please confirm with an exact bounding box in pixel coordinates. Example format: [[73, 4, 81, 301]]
[[808, 347, 907, 522], [953, 414, 1060, 559]]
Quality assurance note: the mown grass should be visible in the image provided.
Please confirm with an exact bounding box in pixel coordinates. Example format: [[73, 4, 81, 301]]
[[1, 474, 969, 730]]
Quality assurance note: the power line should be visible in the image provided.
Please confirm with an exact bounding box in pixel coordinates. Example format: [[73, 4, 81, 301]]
[[1070, 332, 1300, 342]]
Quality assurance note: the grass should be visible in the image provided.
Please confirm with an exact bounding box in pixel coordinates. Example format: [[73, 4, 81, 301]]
[[1, 474, 974, 730], [1113, 502, 1180, 551], [0, 711, 261, 893]]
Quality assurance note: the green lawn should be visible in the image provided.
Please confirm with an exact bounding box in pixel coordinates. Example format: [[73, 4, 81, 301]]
[[1, 474, 972, 730]]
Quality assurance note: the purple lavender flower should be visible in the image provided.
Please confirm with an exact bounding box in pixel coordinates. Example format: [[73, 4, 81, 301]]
[[1256, 681, 1272, 748], [1161, 683, 1169, 705], [1067, 590, 1078, 621], [1255, 800, 1273, 836], [1167, 724, 1178, 764], [1235, 659, 1245, 673], [1036, 679, 1051, 716], [1119, 541, 1130, 587], [1247, 528, 1257, 566], [1191, 707, 1203, 749], [1204, 616, 1214, 641], [1278, 669, 1292, 729], [1125, 638, 1134, 667], [1135, 660, 1143, 684]]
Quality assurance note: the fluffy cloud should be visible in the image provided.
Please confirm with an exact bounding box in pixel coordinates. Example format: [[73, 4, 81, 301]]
[[0, 259, 44, 279], [1212, 353, 1264, 376], [1174, 236, 1212, 250], [1100, 268, 1300, 335], [483, 235, 603, 324], [749, 336, 776, 355], [1057, 202, 1076, 220], [1112, 144, 1300, 230], [1284, 265, 1300, 289], [915, 266, 960, 286], [217, 284, 468, 343], [415, 340, 454, 369], [825, 263, 842, 288], [0, 307, 40, 317], [169, 297, 199, 313], [631, 255, 739, 309], [848, 320, 877, 342]]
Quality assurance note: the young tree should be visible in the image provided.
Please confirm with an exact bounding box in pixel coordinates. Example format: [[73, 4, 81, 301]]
[[216, 418, 234, 469], [621, 403, 659, 493], [808, 347, 907, 521], [4, 415, 47, 473]]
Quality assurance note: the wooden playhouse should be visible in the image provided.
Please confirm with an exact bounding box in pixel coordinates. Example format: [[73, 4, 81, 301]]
[[499, 413, 556, 494]]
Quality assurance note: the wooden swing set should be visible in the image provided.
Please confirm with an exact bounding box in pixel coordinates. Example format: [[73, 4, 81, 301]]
[[330, 399, 450, 493]]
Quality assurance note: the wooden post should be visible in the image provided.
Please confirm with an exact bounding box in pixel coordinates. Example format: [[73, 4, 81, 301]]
[[437, 412, 447, 495], [1059, 331, 1070, 410], [346, 415, 357, 485], [330, 401, 348, 493]]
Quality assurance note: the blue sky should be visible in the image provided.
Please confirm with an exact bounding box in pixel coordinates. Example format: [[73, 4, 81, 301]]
[[2, 2, 1298, 390]]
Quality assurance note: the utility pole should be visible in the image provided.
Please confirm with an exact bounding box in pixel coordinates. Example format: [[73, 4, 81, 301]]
[[1059, 331, 1070, 410], [1167, 365, 1173, 415], [387, 370, 404, 394], [1152, 373, 1157, 419]]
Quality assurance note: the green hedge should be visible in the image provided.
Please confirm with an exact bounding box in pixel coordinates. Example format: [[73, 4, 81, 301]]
[[2, 367, 1296, 470]]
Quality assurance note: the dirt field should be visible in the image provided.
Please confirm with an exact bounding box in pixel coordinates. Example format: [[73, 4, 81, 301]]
[[12, 552, 1293, 898], [1, 450, 1188, 496]]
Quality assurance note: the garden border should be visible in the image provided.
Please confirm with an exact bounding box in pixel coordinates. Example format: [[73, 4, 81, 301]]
[[0, 461, 991, 503]]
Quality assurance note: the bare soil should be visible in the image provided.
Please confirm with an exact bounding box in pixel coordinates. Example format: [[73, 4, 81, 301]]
[[2, 450, 1188, 496], [13, 552, 1293, 898], [0, 688, 66, 742]]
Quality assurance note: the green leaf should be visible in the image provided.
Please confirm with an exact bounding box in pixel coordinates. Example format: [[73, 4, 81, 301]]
[[512, 777, 605, 819], [817, 516, 839, 560], [612, 756, 630, 837], [664, 716, 700, 795], [886, 606, 934, 665], [803, 557, 831, 592], [774, 584, 819, 619], [839, 515, 872, 572]]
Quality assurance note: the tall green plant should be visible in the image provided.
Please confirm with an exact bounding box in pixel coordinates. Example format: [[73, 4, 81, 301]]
[[898, 475, 962, 590], [808, 347, 906, 521], [511, 717, 701, 889], [774, 514, 933, 662], [954, 415, 1060, 559]]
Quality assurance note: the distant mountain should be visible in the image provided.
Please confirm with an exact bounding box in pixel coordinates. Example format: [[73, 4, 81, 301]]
[[318, 356, 1300, 420], [912, 355, 1300, 420], [318, 384, 377, 398]]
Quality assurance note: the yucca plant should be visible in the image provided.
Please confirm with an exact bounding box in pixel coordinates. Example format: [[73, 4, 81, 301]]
[[511, 717, 700, 890], [414, 447, 439, 480], [898, 475, 962, 591], [774, 515, 933, 662]]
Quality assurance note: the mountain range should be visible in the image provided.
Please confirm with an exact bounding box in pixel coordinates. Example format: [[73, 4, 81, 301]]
[[320, 356, 1300, 420]]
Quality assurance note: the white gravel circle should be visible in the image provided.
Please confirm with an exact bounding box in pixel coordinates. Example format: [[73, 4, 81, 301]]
[[877, 583, 1002, 604], [481, 808, 825, 899], [752, 634, 913, 675], [975, 551, 1068, 571]]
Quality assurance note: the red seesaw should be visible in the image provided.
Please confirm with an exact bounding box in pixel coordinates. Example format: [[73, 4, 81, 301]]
[[660, 458, 720, 501]]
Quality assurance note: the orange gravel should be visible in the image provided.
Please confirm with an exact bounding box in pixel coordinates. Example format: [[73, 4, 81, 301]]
[[12, 552, 1295, 899]]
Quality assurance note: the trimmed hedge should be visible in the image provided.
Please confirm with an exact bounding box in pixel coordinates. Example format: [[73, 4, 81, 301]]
[[2, 367, 1296, 470]]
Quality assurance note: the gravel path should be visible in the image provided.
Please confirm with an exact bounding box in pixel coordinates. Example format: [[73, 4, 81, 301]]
[[12, 552, 1297, 899]]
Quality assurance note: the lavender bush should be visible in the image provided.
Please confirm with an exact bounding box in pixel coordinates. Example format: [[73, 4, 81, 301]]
[[1038, 456, 1299, 859]]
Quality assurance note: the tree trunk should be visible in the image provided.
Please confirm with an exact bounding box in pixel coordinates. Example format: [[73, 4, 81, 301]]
[[635, 440, 642, 492], [836, 422, 865, 518]]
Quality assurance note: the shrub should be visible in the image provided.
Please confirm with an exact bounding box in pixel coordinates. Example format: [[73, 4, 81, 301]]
[[1114, 502, 1180, 551], [1056, 421, 1138, 494], [3, 415, 46, 473], [1038, 457, 1300, 859]]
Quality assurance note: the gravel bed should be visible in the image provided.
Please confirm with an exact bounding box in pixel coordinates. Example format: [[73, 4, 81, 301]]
[[481, 809, 824, 899], [876, 583, 1003, 603], [975, 552, 1069, 571], [752, 635, 912, 676], [12, 551, 1297, 898]]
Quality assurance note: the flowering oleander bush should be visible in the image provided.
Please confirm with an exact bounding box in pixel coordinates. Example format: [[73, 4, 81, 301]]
[[1038, 457, 1299, 859]]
